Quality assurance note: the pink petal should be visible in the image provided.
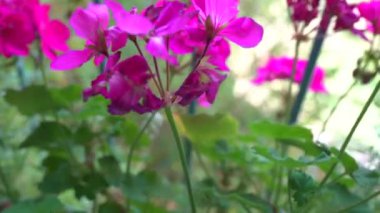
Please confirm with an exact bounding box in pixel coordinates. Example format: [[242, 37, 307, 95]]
[[220, 17, 264, 48], [51, 49, 94, 71], [94, 54, 106, 66], [87, 3, 110, 30], [146, 37, 178, 65], [105, 0, 153, 35], [205, 0, 239, 27], [69, 8, 99, 42], [106, 27, 128, 52]]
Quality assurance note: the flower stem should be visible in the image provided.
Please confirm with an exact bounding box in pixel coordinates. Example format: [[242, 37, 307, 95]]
[[132, 40, 164, 97], [126, 112, 156, 176], [320, 80, 380, 187], [289, 14, 331, 124], [317, 81, 357, 140], [164, 107, 196, 213], [285, 39, 302, 122], [335, 190, 380, 213]]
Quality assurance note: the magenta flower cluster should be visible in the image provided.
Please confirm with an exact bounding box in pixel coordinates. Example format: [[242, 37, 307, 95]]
[[51, 0, 264, 115], [287, 0, 364, 38], [0, 0, 70, 59]]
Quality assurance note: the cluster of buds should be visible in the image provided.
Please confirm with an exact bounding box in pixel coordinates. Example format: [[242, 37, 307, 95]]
[[51, 0, 264, 115], [0, 0, 70, 59], [353, 1, 380, 84]]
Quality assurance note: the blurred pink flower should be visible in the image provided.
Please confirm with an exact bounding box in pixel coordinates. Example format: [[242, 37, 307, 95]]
[[252, 57, 328, 93], [358, 1, 380, 35], [34, 4, 70, 60], [0, 8, 35, 57], [192, 0, 263, 48], [0, 0, 69, 58]]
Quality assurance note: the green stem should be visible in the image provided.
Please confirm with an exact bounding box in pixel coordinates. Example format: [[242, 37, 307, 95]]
[[287, 170, 294, 212], [126, 112, 156, 176], [317, 81, 357, 140], [285, 39, 302, 122], [335, 190, 380, 213], [320, 80, 380, 187], [164, 107, 196, 213], [16, 57, 26, 89]]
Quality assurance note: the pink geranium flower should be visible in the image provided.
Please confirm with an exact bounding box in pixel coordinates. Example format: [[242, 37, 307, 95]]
[[34, 4, 70, 60], [252, 57, 328, 93], [191, 0, 263, 48], [0, 8, 35, 57]]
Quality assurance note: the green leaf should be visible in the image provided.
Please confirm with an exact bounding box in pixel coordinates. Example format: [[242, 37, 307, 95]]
[[39, 158, 75, 194], [3, 195, 64, 213], [74, 172, 108, 199], [330, 148, 359, 174], [289, 170, 318, 206], [49, 85, 82, 108], [4, 85, 62, 115], [249, 121, 323, 155], [99, 156, 122, 185], [252, 146, 335, 168], [306, 184, 371, 212], [74, 125, 95, 145], [352, 168, 380, 188], [175, 113, 239, 143], [21, 122, 72, 150], [78, 96, 109, 118]]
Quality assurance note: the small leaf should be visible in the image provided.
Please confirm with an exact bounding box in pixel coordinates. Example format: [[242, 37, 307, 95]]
[[74, 172, 108, 199], [49, 85, 82, 108], [330, 148, 359, 174], [252, 146, 335, 168], [78, 96, 110, 118], [289, 170, 318, 206], [352, 168, 380, 188], [39, 159, 75, 194], [175, 113, 239, 143], [21, 122, 72, 150]]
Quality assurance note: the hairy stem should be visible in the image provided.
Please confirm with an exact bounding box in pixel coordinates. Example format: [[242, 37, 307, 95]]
[[317, 81, 357, 140], [320, 80, 380, 187], [126, 112, 156, 176], [335, 190, 380, 213], [289, 14, 331, 124], [165, 107, 196, 213]]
